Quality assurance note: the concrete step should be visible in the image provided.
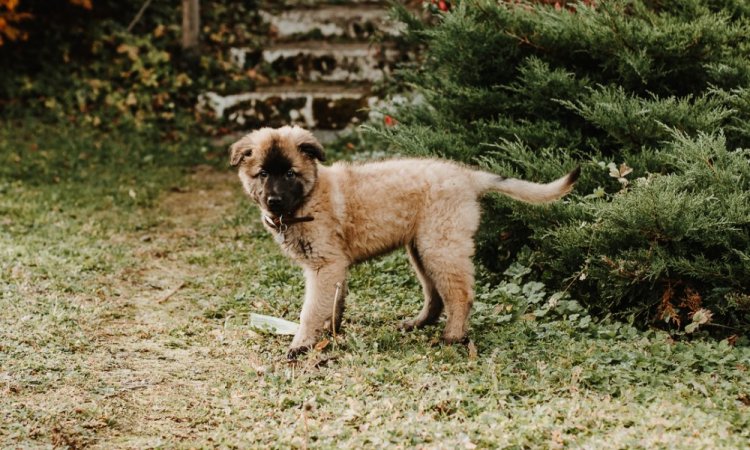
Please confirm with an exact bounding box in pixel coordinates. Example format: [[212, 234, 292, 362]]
[[231, 41, 409, 83], [264, 0, 392, 8], [260, 4, 404, 41], [198, 83, 377, 130], [212, 128, 355, 147], [205, 1, 418, 132]]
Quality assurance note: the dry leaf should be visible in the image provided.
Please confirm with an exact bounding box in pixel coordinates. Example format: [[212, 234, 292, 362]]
[[467, 340, 478, 360], [69, 0, 92, 10], [607, 162, 633, 187], [685, 308, 713, 333], [116, 43, 139, 61], [314, 338, 330, 352], [607, 162, 621, 178]]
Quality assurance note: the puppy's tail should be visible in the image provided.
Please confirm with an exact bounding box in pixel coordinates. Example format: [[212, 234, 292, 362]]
[[476, 167, 581, 203]]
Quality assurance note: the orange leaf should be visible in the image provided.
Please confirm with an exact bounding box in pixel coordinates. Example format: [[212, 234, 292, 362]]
[[314, 338, 330, 352], [2, 0, 20, 12], [69, 0, 93, 10], [680, 287, 702, 312], [658, 285, 680, 327]]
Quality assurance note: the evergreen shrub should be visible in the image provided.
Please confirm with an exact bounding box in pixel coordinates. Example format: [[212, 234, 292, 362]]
[[371, 0, 750, 333]]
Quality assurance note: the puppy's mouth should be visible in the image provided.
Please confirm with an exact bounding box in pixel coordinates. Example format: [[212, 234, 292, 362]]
[[266, 210, 287, 219], [264, 204, 293, 219], [263, 195, 303, 219]]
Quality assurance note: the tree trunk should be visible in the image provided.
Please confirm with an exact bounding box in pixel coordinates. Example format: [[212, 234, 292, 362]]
[[181, 0, 200, 50]]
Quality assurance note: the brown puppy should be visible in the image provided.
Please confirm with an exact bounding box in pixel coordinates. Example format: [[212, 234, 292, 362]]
[[230, 126, 579, 358]]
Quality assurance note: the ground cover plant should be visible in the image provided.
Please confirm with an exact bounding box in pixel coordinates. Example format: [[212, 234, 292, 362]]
[[2, 120, 750, 447], [372, 0, 750, 333]]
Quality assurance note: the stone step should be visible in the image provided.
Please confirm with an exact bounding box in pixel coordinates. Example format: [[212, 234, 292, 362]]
[[259, 4, 404, 41], [198, 84, 377, 130], [212, 128, 353, 147], [231, 41, 409, 83], [264, 0, 392, 8], [206, 1, 418, 132]]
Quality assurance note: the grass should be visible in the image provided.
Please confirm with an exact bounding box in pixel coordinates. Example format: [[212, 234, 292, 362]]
[[1, 121, 749, 448]]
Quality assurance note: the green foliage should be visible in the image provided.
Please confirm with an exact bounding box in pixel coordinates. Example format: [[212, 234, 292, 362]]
[[0, 0, 262, 131], [0, 117, 210, 184], [371, 0, 750, 333], [548, 132, 750, 329]]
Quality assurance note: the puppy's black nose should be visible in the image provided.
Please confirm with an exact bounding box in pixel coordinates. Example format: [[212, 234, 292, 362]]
[[267, 196, 282, 209]]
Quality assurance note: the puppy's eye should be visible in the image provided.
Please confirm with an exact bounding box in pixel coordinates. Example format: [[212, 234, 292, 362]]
[[258, 170, 269, 178], [285, 169, 296, 179]]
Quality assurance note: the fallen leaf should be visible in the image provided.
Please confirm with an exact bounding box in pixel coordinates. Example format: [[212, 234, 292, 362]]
[[314, 338, 330, 352], [691, 308, 713, 325], [467, 340, 478, 360]]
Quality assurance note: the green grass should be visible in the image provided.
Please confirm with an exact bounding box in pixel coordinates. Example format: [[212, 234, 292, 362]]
[[1, 121, 749, 448]]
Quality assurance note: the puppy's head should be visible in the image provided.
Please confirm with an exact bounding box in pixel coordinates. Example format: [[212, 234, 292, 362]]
[[229, 126, 325, 217]]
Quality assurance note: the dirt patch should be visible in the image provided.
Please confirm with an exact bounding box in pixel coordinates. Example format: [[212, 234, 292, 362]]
[[67, 166, 262, 446], [160, 165, 238, 228]]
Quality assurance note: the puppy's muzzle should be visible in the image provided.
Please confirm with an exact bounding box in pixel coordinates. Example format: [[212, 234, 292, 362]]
[[267, 195, 283, 213]]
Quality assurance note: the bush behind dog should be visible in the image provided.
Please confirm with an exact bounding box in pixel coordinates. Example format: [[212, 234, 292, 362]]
[[370, 0, 750, 333]]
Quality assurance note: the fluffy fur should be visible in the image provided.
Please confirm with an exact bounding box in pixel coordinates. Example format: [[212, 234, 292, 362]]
[[230, 126, 579, 358]]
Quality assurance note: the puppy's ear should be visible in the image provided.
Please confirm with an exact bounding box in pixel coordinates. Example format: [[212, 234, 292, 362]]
[[229, 140, 253, 167], [299, 142, 326, 162], [285, 126, 326, 161]]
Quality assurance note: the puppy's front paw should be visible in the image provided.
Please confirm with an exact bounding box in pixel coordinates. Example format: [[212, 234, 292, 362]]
[[441, 333, 470, 346], [400, 319, 418, 332], [286, 345, 311, 360]]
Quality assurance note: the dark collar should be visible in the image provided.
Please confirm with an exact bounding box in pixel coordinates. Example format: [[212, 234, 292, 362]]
[[263, 214, 314, 231]]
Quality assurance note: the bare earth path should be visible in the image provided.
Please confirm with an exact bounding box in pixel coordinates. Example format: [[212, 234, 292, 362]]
[[3, 167, 280, 447], [80, 167, 259, 447]]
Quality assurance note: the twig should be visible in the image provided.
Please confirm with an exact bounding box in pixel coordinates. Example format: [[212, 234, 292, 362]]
[[504, 31, 546, 51], [103, 381, 156, 398], [331, 282, 342, 339], [313, 356, 338, 368], [300, 404, 310, 450], [127, 0, 154, 33], [157, 281, 185, 304]]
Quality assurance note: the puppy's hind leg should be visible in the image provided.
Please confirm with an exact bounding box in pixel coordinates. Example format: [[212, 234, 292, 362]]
[[416, 202, 480, 344], [288, 263, 348, 359], [402, 241, 444, 331], [424, 251, 474, 344]]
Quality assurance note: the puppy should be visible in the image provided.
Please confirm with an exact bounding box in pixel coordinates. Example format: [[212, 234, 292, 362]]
[[230, 126, 579, 358]]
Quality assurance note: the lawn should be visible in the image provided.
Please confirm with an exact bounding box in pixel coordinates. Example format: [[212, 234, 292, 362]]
[[1, 122, 749, 448]]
